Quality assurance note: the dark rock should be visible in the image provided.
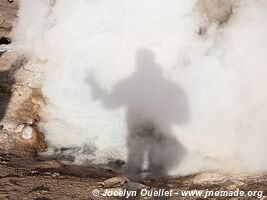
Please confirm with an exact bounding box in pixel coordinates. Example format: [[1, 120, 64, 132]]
[[0, 37, 11, 45], [100, 176, 128, 188]]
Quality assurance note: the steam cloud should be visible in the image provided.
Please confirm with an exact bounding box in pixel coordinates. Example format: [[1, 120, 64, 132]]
[[14, 0, 267, 176]]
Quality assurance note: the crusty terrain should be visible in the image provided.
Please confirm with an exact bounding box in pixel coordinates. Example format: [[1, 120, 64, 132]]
[[0, 148, 266, 200], [0, 1, 266, 199]]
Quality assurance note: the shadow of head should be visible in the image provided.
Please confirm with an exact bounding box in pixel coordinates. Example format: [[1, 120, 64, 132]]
[[136, 48, 156, 68]]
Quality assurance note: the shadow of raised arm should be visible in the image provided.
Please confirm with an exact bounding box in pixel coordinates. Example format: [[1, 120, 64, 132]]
[[86, 72, 108, 101], [85, 72, 124, 109]]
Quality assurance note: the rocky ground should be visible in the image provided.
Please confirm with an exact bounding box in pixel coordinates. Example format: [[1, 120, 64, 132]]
[[0, 0, 266, 199]]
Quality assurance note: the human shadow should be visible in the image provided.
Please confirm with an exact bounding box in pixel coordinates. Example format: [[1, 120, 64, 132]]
[[86, 48, 190, 179]]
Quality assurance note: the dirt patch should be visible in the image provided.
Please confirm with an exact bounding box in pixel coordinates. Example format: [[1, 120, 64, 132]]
[[195, 0, 238, 25], [15, 89, 45, 124], [0, 148, 266, 200]]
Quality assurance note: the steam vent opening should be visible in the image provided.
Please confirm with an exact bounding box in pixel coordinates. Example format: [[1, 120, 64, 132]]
[[0, 0, 266, 198], [0, 37, 11, 45]]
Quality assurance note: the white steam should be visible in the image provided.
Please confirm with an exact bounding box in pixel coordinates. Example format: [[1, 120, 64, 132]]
[[14, 0, 267, 176]]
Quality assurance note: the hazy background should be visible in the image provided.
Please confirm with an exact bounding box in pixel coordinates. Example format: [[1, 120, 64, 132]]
[[14, 0, 267, 176]]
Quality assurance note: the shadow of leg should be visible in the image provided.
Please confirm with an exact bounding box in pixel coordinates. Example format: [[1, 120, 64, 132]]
[[125, 130, 145, 179], [147, 130, 186, 178]]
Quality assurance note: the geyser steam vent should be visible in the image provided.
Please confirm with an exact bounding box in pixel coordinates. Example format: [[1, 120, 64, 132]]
[[14, 0, 267, 176]]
